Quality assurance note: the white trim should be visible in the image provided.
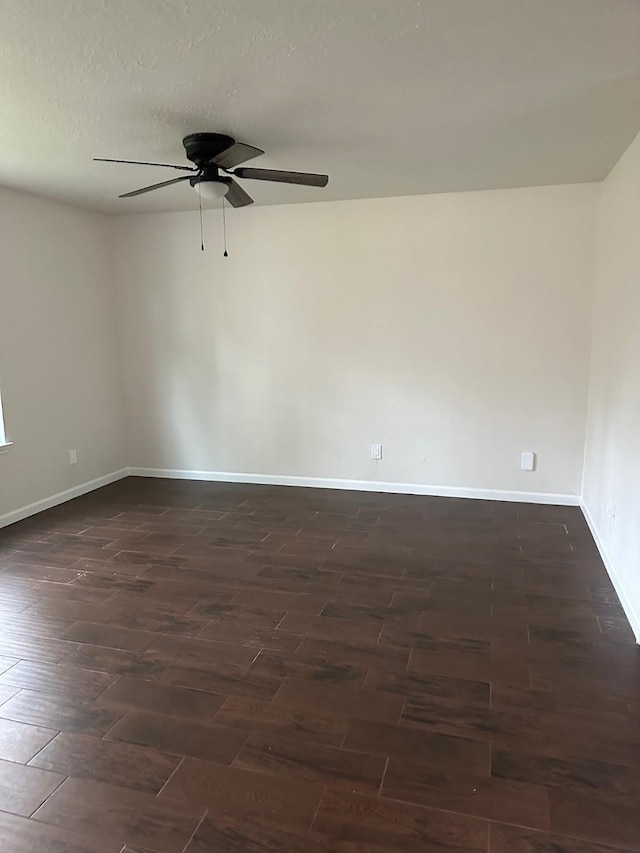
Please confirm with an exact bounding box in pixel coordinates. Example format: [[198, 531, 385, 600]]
[[0, 468, 128, 530], [0, 442, 13, 454], [581, 501, 640, 644], [126, 466, 580, 506], [0, 390, 7, 447]]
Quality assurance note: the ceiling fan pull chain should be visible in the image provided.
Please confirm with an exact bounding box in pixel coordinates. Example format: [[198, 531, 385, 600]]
[[198, 183, 205, 251], [222, 197, 229, 257]]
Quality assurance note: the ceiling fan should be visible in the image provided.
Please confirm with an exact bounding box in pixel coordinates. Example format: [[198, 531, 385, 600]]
[[95, 133, 329, 207]]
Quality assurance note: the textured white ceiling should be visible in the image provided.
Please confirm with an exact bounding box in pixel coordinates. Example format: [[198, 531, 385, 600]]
[[2, 0, 640, 214]]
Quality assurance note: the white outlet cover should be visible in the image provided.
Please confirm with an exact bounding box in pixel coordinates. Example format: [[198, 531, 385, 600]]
[[371, 444, 383, 460], [520, 451, 535, 471]]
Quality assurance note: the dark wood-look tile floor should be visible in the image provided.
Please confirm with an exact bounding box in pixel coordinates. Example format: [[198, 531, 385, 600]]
[[0, 477, 638, 853]]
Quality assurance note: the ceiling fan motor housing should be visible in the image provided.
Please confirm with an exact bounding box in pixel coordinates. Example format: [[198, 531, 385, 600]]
[[189, 172, 226, 187], [183, 133, 235, 167]]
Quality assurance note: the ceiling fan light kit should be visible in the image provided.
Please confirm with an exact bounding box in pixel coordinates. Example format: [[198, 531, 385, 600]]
[[191, 179, 228, 201]]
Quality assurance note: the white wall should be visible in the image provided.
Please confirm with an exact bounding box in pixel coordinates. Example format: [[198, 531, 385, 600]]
[[583, 131, 640, 640], [114, 183, 597, 500], [0, 187, 124, 522]]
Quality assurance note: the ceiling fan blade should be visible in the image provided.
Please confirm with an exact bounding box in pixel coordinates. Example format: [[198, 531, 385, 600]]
[[119, 176, 192, 198], [210, 142, 265, 169], [95, 158, 196, 172], [233, 167, 328, 187], [223, 178, 254, 208]]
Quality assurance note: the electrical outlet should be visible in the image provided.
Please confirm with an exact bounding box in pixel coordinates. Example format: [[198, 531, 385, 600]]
[[520, 451, 535, 471], [371, 443, 382, 460], [69, 448, 78, 465]]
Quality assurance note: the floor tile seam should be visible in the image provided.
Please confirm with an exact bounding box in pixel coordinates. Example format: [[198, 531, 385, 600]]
[[117, 537, 184, 557], [0, 603, 32, 615], [14, 651, 125, 686], [0, 556, 78, 568], [157, 666, 252, 701], [178, 807, 209, 853], [103, 695, 265, 742], [373, 788, 550, 834], [316, 779, 542, 835], [0, 614, 77, 639], [0, 686, 25, 709], [27, 770, 70, 819], [65, 622, 163, 650], [156, 755, 186, 798], [242, 732, 395, 767], [95, 680, 237, 723], [377, 756, 390, 796], [308, 783, 328, 833], [0, 659, 23, 685], [91, 673, 125, 708], [99, 705, 129, 742], [24, 728, 61, 766], [185, 619, 212, 641], [487, 818, 638, 852]]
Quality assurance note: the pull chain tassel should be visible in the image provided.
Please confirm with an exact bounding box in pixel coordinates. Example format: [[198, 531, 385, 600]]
[[198, 183, 204, 251], [222, 196, 228, 257]]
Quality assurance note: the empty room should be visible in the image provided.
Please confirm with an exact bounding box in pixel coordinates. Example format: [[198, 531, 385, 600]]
[[0, 1, 639, 851]]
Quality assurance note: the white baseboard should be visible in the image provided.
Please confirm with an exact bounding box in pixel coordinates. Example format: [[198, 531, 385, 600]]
[[0, 468, 129, 530], [126, 466, 580, 506], [581, 501, 640, 644]]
